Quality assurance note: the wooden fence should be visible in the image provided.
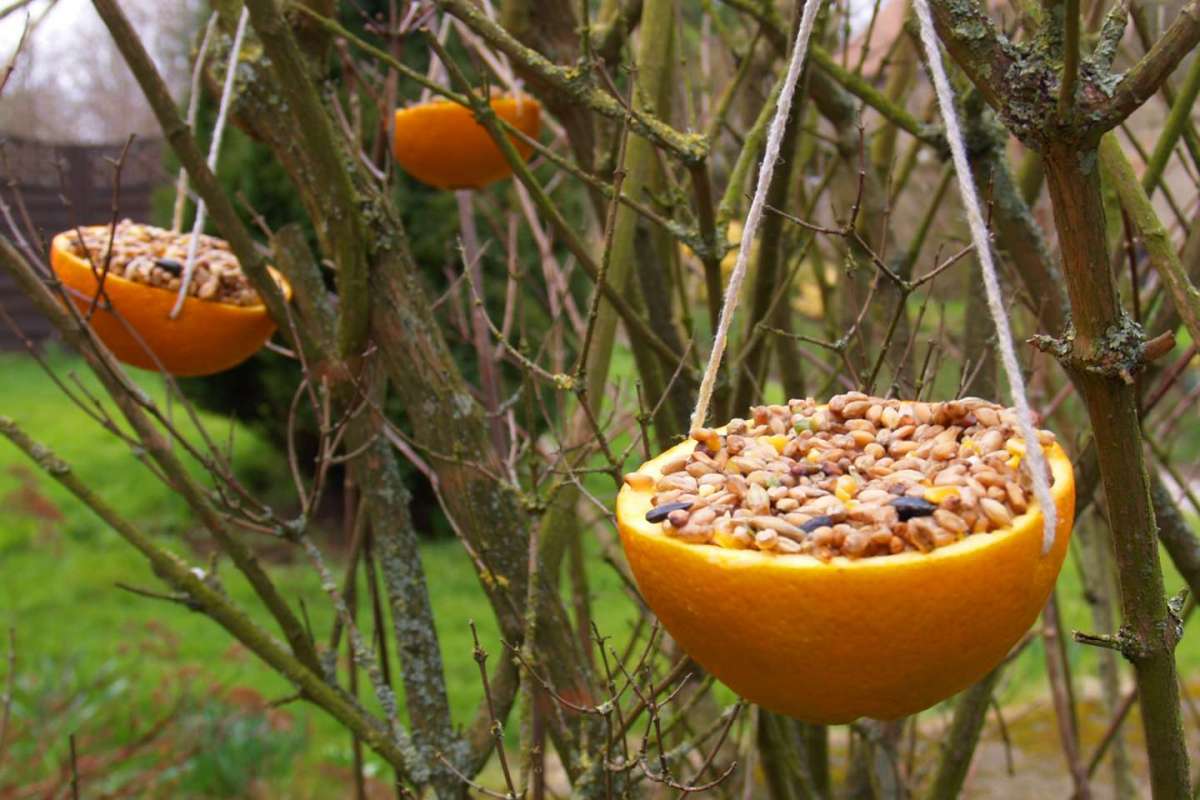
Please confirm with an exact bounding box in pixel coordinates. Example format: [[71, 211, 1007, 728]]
[[0, 137, 165, 349]]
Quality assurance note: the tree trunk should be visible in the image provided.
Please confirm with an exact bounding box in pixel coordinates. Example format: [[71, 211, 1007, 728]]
[[1041, 141, 1190, 798]]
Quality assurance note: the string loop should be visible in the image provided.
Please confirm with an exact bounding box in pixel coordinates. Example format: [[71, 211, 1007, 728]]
[[689, 0, 1058, 556], [170, 6, 250, 319], [690, 0, 825, 431], [911, 0, 1058, 555]]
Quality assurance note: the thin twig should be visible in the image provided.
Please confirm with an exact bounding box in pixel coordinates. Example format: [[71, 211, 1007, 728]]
[[470, 622, 520, 799], [0, 628, 13, 767], [1060, 0, 1080, 116], [69, 733, 80, 800]]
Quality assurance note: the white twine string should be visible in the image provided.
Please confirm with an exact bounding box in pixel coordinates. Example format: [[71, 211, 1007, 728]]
[[171, 12, 219, 234], [690, 0, 823, 431], [170, 7, 249, 319], [912, 0, 1058, 555]]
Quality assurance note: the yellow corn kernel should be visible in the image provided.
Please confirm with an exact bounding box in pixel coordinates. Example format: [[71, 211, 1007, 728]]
[[765, 434, 788, 453], [690, 428, 721, 452], [961, 436, 978, 453], [806, 449, 823, 463], [1006, 438, 1025, 469], [714, 526, 752, 549], [924, 485, 960, 504], [622, 472, 655, 491], [835, 475, 859, 502]]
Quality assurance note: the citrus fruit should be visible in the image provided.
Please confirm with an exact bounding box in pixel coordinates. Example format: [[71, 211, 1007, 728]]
[[616, 418, 1075, 723], [51, 230, 292, 377], [392, 95, 541, 190]]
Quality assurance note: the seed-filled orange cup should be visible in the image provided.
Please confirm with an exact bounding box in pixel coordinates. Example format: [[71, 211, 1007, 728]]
[[392, 94, 541, 190], [616, 401, 1075, 723], [50, 228, 292, 377]]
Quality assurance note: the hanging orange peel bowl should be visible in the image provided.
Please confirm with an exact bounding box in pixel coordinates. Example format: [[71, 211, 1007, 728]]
[[392, 94, 541, 190], [616, 407, 1075, 724], [50, 230, 292, 377]]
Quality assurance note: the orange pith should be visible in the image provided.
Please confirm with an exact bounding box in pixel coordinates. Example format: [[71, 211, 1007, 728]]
[[616, 424, 1075, 724], [50, 231, 292, 377], [392, 95, 541, 190]]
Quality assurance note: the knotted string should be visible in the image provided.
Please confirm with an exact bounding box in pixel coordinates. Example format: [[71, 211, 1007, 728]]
[[911, 0, 1058, 555], [690, 0, 824, 432], [170, 6, 249, 319], [688, 0, 1058, 555], [172, 12, 218, 234]]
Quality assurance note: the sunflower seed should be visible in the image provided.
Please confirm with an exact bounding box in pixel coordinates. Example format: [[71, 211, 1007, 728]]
[[646, 501, 693, 524], [890, 496, 937, 521], [640, 393, 1053, 560]]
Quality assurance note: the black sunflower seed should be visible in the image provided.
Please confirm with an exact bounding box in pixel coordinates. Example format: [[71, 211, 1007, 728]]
[[890, 496, 937, 521], [646, 500, 693, 524], [801, 514, 835, 532], [155, 258, 184, 276]]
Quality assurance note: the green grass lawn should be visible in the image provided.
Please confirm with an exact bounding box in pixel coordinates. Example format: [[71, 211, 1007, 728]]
[[1, 347, 1198, 796], [0, 349, 636, 795]]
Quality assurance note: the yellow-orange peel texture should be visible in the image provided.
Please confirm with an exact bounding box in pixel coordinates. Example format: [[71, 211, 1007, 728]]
[[616, 425, 1075, 723], [392, 95, 541, 190], [51, 231, 292, 378]]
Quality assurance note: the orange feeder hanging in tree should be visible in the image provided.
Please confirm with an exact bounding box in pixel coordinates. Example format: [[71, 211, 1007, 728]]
[[607, 0, 1075, 725], [392, 94, 541, 190], [615, 407, 1075, 724], [50, 226, 292, 377]]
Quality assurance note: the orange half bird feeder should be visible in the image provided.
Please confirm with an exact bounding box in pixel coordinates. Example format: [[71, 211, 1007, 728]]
[[392, 94, 541, 190], [612, 0, 1076, 724], [51, 223, 292, 378], [616, 404, 1075, 723]]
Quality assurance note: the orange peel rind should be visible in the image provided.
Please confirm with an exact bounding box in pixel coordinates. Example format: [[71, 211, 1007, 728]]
[[50, 231, 292, 377], [392, 95, 541, 190], [616, 424, 1075, 723]]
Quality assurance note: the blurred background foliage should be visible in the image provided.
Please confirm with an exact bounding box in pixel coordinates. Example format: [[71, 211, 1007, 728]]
[[147, 1, 573, 537]]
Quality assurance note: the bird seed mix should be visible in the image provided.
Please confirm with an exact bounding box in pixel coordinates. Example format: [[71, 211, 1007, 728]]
[[625, 394, 1057, 560], [65, 220, 261, 307]]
